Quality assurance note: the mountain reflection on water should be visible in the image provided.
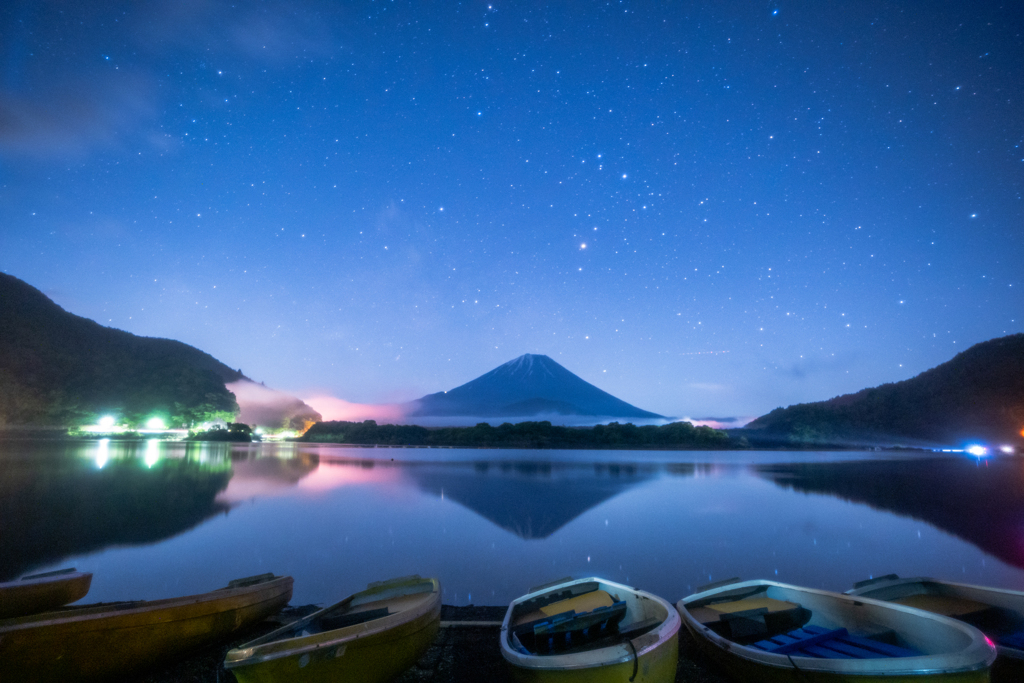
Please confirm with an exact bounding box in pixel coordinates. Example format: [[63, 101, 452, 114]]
[[407, 461, 683, 539], [4, 441, 1024, 606], [757, 457, 1024, 570], [0, 440, 236, 581]]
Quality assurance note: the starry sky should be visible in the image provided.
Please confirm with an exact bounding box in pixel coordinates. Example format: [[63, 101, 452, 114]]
[[1, 1, 1021, 421]]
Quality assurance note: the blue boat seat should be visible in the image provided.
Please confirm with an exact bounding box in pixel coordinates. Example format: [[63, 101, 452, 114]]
[[996, 629, 1024, 650], [514, 600, 628, 653], [752, 624, 921, 659]]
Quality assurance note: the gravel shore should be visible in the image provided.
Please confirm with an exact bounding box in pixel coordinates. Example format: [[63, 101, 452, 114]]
[[133, 605, 732, 683]]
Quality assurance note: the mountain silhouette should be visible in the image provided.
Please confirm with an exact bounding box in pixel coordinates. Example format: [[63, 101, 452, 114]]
[[0, 272, 320, 429], [408, 354, 663, 419], [744, 334, 1024, 447]]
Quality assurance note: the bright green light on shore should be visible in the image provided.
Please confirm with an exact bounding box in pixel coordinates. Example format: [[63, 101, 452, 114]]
[[146, 417, 166, 430], [98, 415, 116, 428]]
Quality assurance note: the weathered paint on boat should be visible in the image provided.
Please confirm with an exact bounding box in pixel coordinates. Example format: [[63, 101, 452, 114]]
[[224, 575, 441, 683], [0, 568, 92, 619], [500, 577, 680, 683], [0, 573, 293, 683], [677, 579, 996, 683]]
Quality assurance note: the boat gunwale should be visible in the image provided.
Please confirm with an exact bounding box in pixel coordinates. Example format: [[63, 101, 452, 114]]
[[0, 570, 92, 590], [677, 579, 996, 675], [0, 575, 293, 632], [499, 576, 681, 672], [0, 570, 94, 619], [223, 576, 441, 670], [846, 575, 1024, 603]]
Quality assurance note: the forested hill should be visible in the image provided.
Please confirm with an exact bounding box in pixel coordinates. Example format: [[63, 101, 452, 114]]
[[0, 272, 242, 427], [745, 334, 1024, 447]]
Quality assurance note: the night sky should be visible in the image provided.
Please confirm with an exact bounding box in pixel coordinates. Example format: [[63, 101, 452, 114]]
[[1, 1, 1021, 422]]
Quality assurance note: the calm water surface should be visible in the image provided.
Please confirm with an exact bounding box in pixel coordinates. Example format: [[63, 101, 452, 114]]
[[3, 439, 1023, 608]]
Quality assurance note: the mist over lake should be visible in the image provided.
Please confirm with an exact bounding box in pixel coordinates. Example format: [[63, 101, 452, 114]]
[[4, 440, 1022, 609]]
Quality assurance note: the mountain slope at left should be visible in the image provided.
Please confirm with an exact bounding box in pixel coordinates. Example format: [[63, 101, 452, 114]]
[[0, 272, 318, 429]]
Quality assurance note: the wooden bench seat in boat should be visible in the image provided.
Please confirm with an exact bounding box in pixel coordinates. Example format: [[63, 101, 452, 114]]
[[512, 588, 614, 626], [689, 594, 807, 641], [891, 594, 991, 617], [530, 601, 628, 637], [511, 590, 632, 654], [513, 602, 628, 652], [517, 614, 663, 656], [752, 624, 921, 659], [688, 596, 801, 625]]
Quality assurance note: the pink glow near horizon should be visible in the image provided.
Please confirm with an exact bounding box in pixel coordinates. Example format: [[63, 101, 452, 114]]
[[303, 395, 409, 423], [686, 416, 757, 430]]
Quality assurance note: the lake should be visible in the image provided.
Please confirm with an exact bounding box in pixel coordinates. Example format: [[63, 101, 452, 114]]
[[3, 439, 1023, 609]]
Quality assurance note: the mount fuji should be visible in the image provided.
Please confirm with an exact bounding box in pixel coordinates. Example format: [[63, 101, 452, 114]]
[[407, 354, 663, 420]]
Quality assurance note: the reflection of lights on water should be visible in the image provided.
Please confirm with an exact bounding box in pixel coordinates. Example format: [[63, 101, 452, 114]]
[[95, 438, 110, 468], [966, 445, 988, 457], [145, 440, 160, 467], [262, 430, 298, 441]]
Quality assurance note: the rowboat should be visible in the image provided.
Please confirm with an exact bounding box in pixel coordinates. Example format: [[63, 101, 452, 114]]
[[500, 576, 680, 683], [677, 578, 996, 682], [0, 572, 293, 682], [849, 574, 1024, 674], [224, 575, 441, 683], [0, 568, 92, 619]]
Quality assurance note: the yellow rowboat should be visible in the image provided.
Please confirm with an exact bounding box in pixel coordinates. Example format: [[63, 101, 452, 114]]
[[224, 575, 441, 683], [677, 579, 996, 683], [849, 575, 1024, 675], [500, 576, 681, 683], [0, 573, 293, 682], [0, 568, 92, 619]]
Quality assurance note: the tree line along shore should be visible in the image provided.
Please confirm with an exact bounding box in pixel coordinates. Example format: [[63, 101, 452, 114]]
[[301, 419, 735, 449]]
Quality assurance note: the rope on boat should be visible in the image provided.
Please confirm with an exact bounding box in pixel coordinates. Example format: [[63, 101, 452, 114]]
[[787, 653, 812, 682], [627, 639, 639, 682]]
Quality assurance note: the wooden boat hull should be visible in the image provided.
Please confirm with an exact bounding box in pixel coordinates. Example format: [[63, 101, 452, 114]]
[[848, 576, 1024, 681], [677, 579, 995, 683], [0, 573, 293, 683], [504, 638, 678, 683], [501, 577, 680, 683], [687, 638, 991, 683], [225, 575, 441, 683], [0, 569, 92, 619], [848, 576, 1024, 662]]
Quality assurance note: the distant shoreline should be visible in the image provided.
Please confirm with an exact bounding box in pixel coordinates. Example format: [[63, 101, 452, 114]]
[[0, 424, 934, 452]]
